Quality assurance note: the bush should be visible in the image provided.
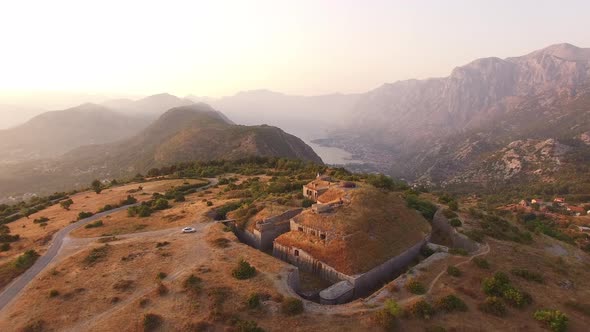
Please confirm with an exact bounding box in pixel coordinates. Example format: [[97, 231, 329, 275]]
[[0, 243, 10, 252], [372, 308, 397, 331], [302, 198, 314, 208], [384, 299, 403, 317], [183, 274, 202, 294], [405, 194, 437, 221], [410, 300, 435, 319], [464, 229, 485, 242], [447, 266, 462, 277], [143, 313, 163, 332], [511, 268, 544, 283], [120, 195, 138, 205], [449, 218, 462, 227], [83, 245, 109, 265], [84, 220, 104, 229], [473, 257, 490, 269], [232, 259, 256, 280], [281, 297, 304, 316], [33, 217, 49, 224], [479, 296, 506, 316], [482, 272, 511, 296], [406, 279, 426, 294], [435, 294, 468, 312], [502, 287, 532, 308], [174, 194, 185, 202], [206, 201, 213, 206], [448, 200, 459, 211], [77, 211, 93, 220], [151, 198, 169, 210], [14, 250, 40, 269], [128, 204, 152, 218], [60, 199, 74, 210], [49, 289, 60, 298], [246, 293, 261, 309], [442, 209, 458, 219], [534, 309, 568, 332], [157, 272, 167, 280]]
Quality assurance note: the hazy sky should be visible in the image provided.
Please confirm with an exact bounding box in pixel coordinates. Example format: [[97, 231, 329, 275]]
[[1, 0, 590, 99]]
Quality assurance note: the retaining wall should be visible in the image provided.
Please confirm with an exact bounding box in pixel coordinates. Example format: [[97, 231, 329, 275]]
[[430, 209, 478, 252]]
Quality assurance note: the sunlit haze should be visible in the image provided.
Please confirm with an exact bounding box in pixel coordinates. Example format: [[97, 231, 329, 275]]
[[1, 0, 590, 101]]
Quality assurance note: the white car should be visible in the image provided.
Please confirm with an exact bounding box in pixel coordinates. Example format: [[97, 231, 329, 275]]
[[182, 227, 196, 233]]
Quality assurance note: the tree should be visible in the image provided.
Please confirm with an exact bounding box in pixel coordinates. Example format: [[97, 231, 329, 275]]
[[60, 199, 73, 210], [91, 180, 102, 194], [20, 207, 32, 219]]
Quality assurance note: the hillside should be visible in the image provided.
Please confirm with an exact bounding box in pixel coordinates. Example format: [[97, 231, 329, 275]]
[[0, 103, 151, 163], [319, 43, 590, 192], [0, 104, 322, 199]]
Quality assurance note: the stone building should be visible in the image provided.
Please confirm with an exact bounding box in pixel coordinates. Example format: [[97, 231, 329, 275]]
[[273, 185, 431, 304], [302, 174, 334, 202]]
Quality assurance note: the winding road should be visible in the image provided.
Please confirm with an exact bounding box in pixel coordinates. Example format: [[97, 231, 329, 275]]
[[0, 178, 217, 312]]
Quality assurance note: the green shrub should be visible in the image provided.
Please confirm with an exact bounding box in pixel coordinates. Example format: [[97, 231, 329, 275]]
[[502, 287, 532, 308], [128, 204, 152, 218], [448, 200, 459, 211], [33, 217, 49, 224], [281, 297, 304, 316], [151, 198, 169, 210], [246, 293, 261, 309], [479, 296, 506, 316], [49, 289, 60, 298], [449, 218, 462, 227], [14, 250, 40, 269], [482, 272, 511, 296], [143, 313, 163, 332], [157, 272, 167, 280], [511, 268, 544, 283], [384, 299, 403, 317], [60, 199, 74, 210], [77, 211, 93, 220], [84, 220, 104, 229], [435, 294, 468, 312], [302, 198, 314, 208], [174, 194, 185, 202], [0, 243, 10, 252], [405, 279, 426, 294], [534, 309, 568, 332], [447, 266, 462, 277], [183, 274, 202, 294], [372, 308, 397, 331], [206, 201, 213, 206], [83, 245, 109, 265], [232, 259, 256, 280], [410, 300, 435, 319], [473, 257, 490, 269], [120, 195, 138, 205], [405, 194, 437, 221]]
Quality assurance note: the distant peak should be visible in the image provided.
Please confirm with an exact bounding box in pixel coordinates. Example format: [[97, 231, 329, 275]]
[[520, 42, 590, 61]]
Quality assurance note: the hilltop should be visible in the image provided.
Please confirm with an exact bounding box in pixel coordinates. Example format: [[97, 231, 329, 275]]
[[0, 104, 322, 199]]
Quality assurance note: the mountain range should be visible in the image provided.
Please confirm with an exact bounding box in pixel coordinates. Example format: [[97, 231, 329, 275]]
[[1, 42, 590, 198], [316, 43, 590, 192]]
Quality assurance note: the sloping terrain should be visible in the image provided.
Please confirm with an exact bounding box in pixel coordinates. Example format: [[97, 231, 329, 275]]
[[0, 104, 322, 199]]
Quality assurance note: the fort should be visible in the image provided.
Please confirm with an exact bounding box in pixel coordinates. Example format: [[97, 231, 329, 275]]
[[231, 174, 434, 304]]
